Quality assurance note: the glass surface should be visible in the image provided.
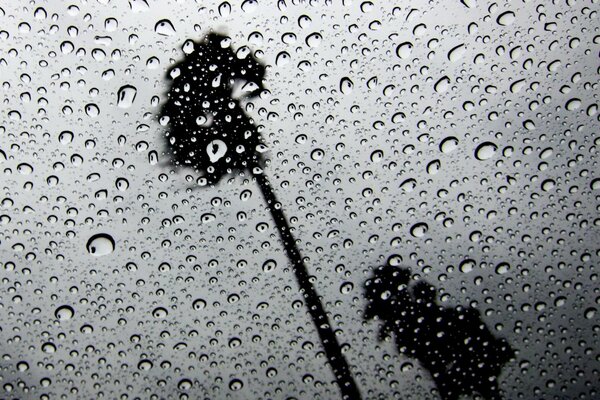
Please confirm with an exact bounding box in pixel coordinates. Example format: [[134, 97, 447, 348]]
[[1, 1, 598, 399]]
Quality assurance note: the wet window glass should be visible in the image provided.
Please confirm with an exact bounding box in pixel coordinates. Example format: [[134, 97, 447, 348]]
[[1, 1, 598, 399]]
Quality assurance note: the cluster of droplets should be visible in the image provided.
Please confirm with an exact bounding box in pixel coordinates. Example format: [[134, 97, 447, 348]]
[[0, 0, 599, 399]]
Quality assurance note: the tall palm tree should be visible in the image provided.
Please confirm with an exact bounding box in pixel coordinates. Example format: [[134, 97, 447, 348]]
[[158, 32, 361, 399]]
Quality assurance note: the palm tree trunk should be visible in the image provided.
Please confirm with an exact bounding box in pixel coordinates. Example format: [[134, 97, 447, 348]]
[[252, 168, 362, 400]]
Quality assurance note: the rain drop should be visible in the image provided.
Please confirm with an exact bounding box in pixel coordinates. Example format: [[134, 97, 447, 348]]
[[495, 263, 510, 275], [58, 131, 74, 144], [138, 360, 153, 370], [219, 2, 232, 17], [85, 103, 100, 117], [497, 11, 516, 26], [340, 282, 354, 294], [340, 77, 353, 95], [55, 305, 74, 320], [276, 51, 290, 66], [86, 233, 115, 256], [448, 43, 466, 62], [306, 32, 322, 48], [459, 259, 475, 273], [584, 307, 596, 319], [229, 379, 243, 391], [370, 150, 383, 162], [396, 42, 413, 59], [410, 223, 428, 238], [439, 136, 459, 153], [152, 307, 168, 318], [115, 178, 129, 191], [207, 140, 227, 163], [262, 259, 277, 272], [155, 19, 175, 36], [474, 142, 497, 160], [434, 76, 450, 93], [311, 148, 325, 161], [117, 85, 137, 108], [565, 98, 581, 111], [192, 299, 207, 310]]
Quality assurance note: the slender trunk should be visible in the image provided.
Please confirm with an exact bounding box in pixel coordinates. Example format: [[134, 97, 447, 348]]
[[252, 168, 362, 400]]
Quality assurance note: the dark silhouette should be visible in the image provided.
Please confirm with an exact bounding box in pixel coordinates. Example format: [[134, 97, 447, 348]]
[[364, 263, 514, 400], [159, 32, 361, 399]]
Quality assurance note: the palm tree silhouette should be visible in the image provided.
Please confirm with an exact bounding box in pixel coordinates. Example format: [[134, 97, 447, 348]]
[[159, 32, 361, 399], [364, 263, 515, 400]]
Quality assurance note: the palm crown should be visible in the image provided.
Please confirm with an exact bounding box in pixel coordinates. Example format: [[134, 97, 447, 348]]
[[159, 32, 266, 185]]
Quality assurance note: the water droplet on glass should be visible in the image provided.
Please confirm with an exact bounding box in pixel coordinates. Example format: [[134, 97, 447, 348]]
[[439, 136, 459, 153], [229, 379, 243, 391], [248, 31, 263, 45], [178, 378, 192, 390], [340, 282, 354, 294], [497, 11, 516, 26], [117, 85, 137, 108], [34, 7, 47, 19], [193, 299, 207, 310], [42, 342, 56, 353], [584, 307, 596, 319], [148, 150, 158, 165], [306, 32, 322, 48], [410, 222, 428, 238], [495, 262, 510, 275], [58, 131, 74, 144], [396, 42, 413, 59], [262, 259, 277, 272], [391, 112, 405, 123], [155, 19, 175, 36], [91, 48, 106, 61], [276, 51, 290, 66], [510, 79, 526, 93], [340, 77, 353, 94], [475, 142, 497, 160], [434, 76, 450, 93], [218, 1, 232, 17], [448, 43, 466, 62], [152, 307, 168, 318], [240, 189, 252, 201], [55, 305, 74, 320], [201, 213, 216, 223], [241, 0, 258, 13], [400, 178, 416, 193], [146, 56, 160, 69], [459, 259, 475, 273], [85, 103, 100, 117], [16, 361, 29, 371], [86, 233, 115, 256], [105, 17, 118, 31], [370, 150, 383, 162], [138, 360, 153, 370], [60, 41, 74, 54], [17, 163, 33, 175], [426, 159, 441, 175], [401, 362, 413, 372], [115, 177, 129, 191], [565, 98, 581, 111], [541, 179, 555, 192], [298, 15, 312, 29], [207, 140, 227, 163], [311, 148, 325, 161], [554, 297, 566, 307]]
